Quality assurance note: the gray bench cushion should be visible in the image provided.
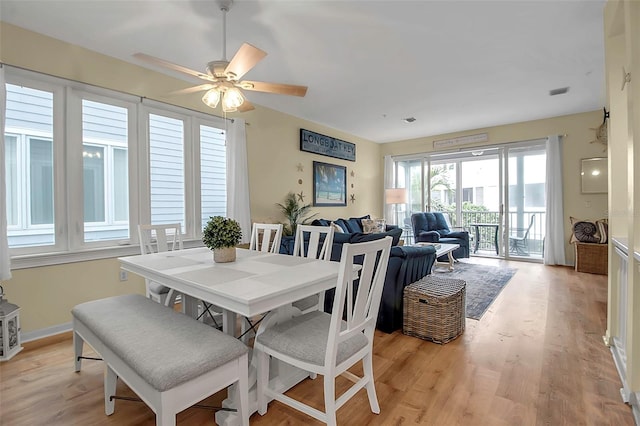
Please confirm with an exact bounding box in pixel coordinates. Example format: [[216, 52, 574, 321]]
[[256, 310, 367, 366], [72, 294, 247, 392]]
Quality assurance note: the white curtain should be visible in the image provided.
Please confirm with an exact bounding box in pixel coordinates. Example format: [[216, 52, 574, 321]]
[[383, 155, 394, 223], [226, 118, 251, 244], [543, 135, 566, 265], [0, 67, 11, 281]]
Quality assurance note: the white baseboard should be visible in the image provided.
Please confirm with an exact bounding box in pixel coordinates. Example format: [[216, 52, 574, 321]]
[[21, 322, 72, 343]]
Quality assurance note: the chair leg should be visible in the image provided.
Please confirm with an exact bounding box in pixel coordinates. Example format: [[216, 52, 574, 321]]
[[73, 331, 84, 372], [324, 375, 337, 426], [104, 365, 117, 415], [156, 406, 175, 426], [256, 349, 269, 416], [162, 289, 176, 308], [363, 354, 380, 414]]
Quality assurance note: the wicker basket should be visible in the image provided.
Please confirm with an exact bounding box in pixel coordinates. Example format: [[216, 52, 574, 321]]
[[403, 276, 466, 344], [574, 242, 607, 275]]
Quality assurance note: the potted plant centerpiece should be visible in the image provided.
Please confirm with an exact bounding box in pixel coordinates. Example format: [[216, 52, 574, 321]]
[[203, 216, 243, 263]]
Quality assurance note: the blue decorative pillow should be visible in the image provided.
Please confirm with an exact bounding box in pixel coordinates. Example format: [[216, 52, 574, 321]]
[[334, 219, 350, 233], [345, 218, 362, 233]]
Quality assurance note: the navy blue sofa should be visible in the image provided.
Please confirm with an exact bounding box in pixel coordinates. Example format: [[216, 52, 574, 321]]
[[279, 216, 436, 333], [411, 212, 470, 259]]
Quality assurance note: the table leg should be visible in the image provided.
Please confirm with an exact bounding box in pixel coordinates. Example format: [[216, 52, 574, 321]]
[[447, 251, 455, 271], [223, 310, 237, 337], [494, 225, 499, 255], [182, 295, 200, 318], [474, 226, 480, 253]]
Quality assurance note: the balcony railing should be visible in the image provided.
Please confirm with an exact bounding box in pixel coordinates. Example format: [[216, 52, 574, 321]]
[[460, 210, 545, 256]]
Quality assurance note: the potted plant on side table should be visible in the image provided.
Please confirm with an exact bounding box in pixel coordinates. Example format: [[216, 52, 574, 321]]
[[203, 216, 243, 263]]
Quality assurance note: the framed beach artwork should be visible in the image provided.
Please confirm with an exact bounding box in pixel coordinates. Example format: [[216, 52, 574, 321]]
[[313, 161, 347, 206]]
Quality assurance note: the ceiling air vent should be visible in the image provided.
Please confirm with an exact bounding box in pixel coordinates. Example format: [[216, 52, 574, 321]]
[[403, 117, 416, 123], [549, 87, 570, 96]]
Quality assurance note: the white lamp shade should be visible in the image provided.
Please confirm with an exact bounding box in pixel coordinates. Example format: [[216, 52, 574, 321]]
[[385, 188, 408, 204], [202, 88, 221, 108], [222, 87, 245, 112]]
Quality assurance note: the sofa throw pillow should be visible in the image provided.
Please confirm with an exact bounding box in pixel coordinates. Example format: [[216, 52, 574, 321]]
[[334, 219, 350, 233], [596, 219, 608, 243], [345, 218, 362, 233], [569, 216, 605, 244], [330, 221, 344, 233], [361, 219, 378, 234]]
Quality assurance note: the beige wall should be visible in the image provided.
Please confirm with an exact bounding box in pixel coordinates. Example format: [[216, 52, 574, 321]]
[[380, 111, 609, 263], [6, 260, 146, 333], [240, 107, 382, 225], [0, 23, 381, 334]]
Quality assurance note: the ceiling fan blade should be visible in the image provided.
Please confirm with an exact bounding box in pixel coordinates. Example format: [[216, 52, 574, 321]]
[[241, 81, 307, 97], [238, 100, 255, 113], [133, 53, 212, 81], [169, 84, 214, 95], [224, 43, 267, 80]]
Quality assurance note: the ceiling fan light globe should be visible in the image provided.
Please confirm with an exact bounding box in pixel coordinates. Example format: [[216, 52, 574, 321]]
[[202, 88, 221, 108], [222, 87, 245, 110]]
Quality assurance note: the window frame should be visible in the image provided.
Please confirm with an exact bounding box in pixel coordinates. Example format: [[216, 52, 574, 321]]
[[67, 86, 139, 250], [5, 73, 65, 255]]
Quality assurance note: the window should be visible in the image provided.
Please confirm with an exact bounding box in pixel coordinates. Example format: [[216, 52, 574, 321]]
[[82, 99, 129, 242], [149, 113, 185, 228], [4, 84, 55, 248], [3, 67, 227, 263], [463, 187, 473, 203], [200, 124, 226, 229]]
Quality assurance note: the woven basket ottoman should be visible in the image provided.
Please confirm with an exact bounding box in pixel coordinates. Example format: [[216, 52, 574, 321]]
[[403, 276, 466, 344]]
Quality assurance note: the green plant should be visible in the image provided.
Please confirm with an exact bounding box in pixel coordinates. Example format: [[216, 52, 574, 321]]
[[202, 216, 242, 250], [276, 192, 317, 236]]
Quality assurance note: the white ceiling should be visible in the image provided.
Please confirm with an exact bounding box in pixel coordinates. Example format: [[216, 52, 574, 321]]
[[0, 0, 606, 143]]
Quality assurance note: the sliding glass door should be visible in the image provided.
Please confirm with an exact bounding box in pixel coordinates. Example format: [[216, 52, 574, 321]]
[[459, 153, 503, 255], [392, 139, 547, 260], [504, 144, 546, 260]]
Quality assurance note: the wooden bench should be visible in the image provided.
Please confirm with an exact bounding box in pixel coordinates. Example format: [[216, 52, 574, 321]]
[[72, 294, 249, 426]]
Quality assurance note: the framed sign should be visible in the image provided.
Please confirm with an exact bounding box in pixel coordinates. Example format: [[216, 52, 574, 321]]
[[313, 161, 347, 206], [300, 129, 356, 162]]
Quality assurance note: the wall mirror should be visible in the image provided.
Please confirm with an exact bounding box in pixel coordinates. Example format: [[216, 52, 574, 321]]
[[581, 157, 608, 194]]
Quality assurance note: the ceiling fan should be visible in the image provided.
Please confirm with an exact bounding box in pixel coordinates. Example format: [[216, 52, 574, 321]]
[[133, 0, 307, 113]]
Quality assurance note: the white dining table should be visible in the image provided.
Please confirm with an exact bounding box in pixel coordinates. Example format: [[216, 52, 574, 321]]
[[119, 246, 342, 335], [118, 246, 343, 425]]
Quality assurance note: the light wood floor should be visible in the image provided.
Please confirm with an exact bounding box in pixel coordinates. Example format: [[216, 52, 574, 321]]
[[0, 258, 634, 425]]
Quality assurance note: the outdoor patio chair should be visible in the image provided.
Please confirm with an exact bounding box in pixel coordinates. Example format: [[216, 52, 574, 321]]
[[509, 215, 535, 255]]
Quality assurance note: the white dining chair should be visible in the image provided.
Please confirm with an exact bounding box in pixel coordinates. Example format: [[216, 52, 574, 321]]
[[137, 223, 183, 308], [254, 237, 392, 426], [291, 224, 335, 314], [240, 223, 284, 341], [249, 223, 283, 253]]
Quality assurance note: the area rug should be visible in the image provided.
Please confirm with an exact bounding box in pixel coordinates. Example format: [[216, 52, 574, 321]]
[[436, 261, 517, 320]]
